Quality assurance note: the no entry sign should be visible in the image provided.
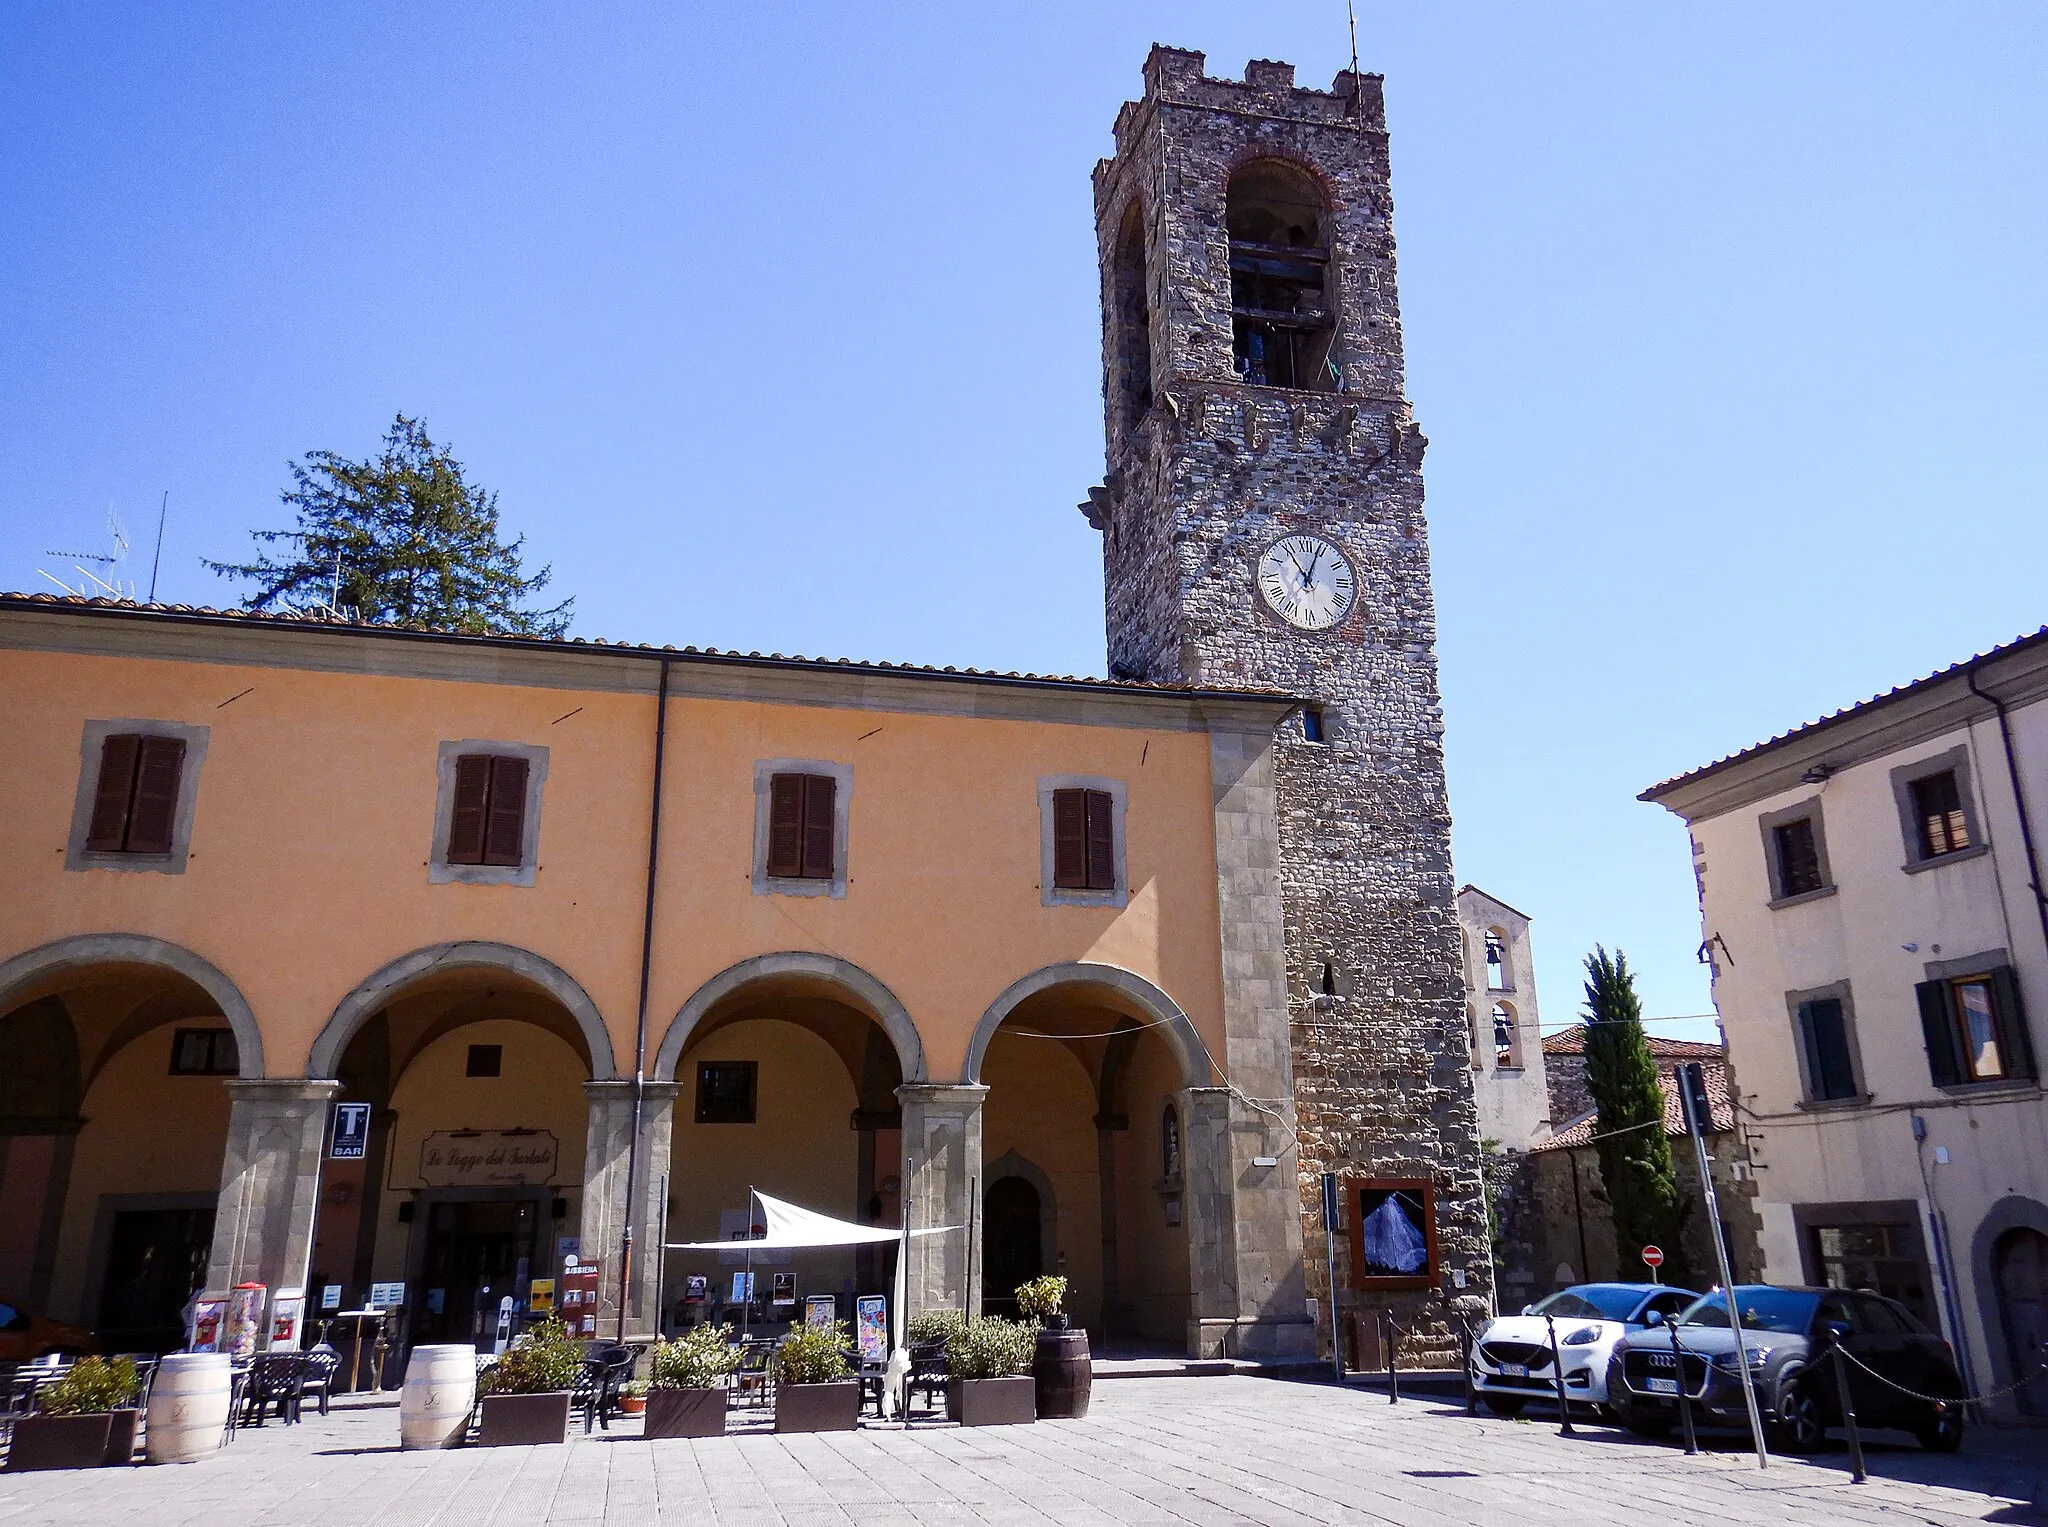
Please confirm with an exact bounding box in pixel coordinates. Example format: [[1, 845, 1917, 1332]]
[[1641, 1245, 1665, 1269]]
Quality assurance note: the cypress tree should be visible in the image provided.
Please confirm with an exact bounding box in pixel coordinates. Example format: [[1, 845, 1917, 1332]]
[[207, 415, 572, 637], [1581, 946, 1693, 1287]]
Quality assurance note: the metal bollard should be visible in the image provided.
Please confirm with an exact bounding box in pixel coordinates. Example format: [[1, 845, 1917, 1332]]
[[1545, 1316, 1575, 1436], [1384, 1310, 1400, 1405], [1669, 1320, 1697, 1455], [1832, 1346, 1866, 1484], [1462, 1316, 1478, 1416]]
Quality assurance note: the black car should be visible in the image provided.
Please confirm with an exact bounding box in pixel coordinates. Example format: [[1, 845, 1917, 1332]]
[[1606, 1284, 1964, 1453]]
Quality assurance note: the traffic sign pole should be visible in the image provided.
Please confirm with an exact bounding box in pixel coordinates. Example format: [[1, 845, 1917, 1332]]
[[1642, 1243, 1664, 1285]]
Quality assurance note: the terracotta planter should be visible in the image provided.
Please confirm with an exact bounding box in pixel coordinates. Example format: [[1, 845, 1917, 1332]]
[[946, 1375, 1035, 1427], [477, 1391, 572, 1446], [644, 1387, 726, 1439], [1033, 1328, 1092, 1419], [5, 1413, 116, 1472], [773, 1380, 859, 1434]]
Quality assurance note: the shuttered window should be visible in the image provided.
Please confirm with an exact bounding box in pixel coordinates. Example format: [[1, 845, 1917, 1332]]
[[1052, 788, 1116, 891], [1795, 997, 1858, 1101], [1773, 818, 1825, 898], [1909, 771, 1971, 859], [446, 754, 530, 867], [84, 734, 187, 854], [1918, 966, 2035, 1086], [767, 772, 836, 880]]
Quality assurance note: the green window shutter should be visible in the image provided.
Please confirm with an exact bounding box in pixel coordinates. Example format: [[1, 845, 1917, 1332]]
[[1916, 979, 1964, 1088], [1799, 998, 1856, 1101], [1988, 965, 2036, 1082]]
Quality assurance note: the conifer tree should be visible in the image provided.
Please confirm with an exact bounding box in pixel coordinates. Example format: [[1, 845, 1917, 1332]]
[[207, 415, 572, 637], [1581, 946, 1693, 1286]]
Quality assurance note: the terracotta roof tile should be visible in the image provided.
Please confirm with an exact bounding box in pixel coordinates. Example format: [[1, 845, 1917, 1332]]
[[1533, 1063, 1733, 1152], [1541, 1024, 1722, 1060]]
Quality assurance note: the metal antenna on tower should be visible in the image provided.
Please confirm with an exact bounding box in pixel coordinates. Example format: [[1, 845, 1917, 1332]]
[[148, 490, 169, 603], [1347, 0, 1364, 123]]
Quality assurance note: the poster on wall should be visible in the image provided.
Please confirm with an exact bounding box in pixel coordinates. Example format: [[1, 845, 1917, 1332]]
[[561, 1259, 602, 1335], [729, 1271, 754, 1304], [683, 1275, 708, 1305], [855, 1295, 887, 1361], [528, 1279, 556, 1315], [1348, 1179, 1437, 1289], [224, 1284, 267, 1358], [269, 1289, 305, 1350], [369, 1281, 406, 1310], [804, 1294, 835, 1329], [771, 1273, 796, 1308]]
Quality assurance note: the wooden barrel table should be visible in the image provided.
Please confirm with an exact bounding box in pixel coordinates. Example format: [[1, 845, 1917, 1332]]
[[1031, 1327, 1092, 1419], [145, 1353, 233, 1464], [400, 1344, 478, 1449]]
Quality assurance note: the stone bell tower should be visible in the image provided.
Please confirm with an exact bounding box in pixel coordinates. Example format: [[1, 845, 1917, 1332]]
[[1088, 47, 1489, 1358]]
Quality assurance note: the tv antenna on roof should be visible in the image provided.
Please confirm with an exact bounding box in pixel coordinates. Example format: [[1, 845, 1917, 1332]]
[[1346, 0, 1364, 123], [39, 504, 137, 601]]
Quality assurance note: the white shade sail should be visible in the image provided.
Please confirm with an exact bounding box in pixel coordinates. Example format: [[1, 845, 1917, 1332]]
[[666, 1188, 954, 1251]]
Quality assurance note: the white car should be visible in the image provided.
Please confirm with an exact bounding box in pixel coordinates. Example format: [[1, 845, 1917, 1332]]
[[1471, 1283, 1699, 1416]]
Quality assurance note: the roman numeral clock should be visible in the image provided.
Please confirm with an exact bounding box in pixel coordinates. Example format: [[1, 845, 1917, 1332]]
[[1256, 534, 1358, 632]]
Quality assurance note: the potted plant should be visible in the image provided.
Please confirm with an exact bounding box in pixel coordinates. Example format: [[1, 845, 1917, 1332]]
[[943, 1317, 1037, 1426], [644, 1324, 741, 1439], [772, 1320, 859, 1434], [1017, 1276, 1091, 1419], [618, 1381, 648, 1416], [5, 1356, 142, 1471], [477, 1316, 583, 1445]]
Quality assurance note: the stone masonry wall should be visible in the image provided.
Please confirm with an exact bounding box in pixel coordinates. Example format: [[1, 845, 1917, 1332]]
[[1091, 47, 1488, 1361]]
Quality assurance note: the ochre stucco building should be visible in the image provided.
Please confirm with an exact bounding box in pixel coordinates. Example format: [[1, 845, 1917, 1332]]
[[0, 46, 1488, 1363]]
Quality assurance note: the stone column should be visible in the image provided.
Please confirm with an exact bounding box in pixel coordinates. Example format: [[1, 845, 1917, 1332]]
[[896, 1083, 985, 1318], [579, 1080, 678, 1343], [205, 1080, 339, 1307], [1180, 1085, 1315, 1360]]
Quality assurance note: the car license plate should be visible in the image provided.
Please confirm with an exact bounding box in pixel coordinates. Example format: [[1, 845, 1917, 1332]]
[[1644, 1377, 1679, 1396], [1501, 1364, 1528, 1378]]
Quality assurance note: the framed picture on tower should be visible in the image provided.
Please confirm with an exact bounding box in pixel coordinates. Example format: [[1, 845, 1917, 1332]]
[[1346, 1178, 1438, 1292]]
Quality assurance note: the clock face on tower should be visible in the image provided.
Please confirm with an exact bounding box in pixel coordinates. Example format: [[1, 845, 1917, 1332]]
[[1256, 535, 1358, 632]]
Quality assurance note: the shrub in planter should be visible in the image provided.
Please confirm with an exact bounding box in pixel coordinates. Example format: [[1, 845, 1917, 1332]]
[[645, 1324, 741, 1439], [6, 1357, 143, 1472], [619, 1381, 648, 1416], [478, 1316, 582, 1445], [1014, 1276, 1069, 1329], [944, 1318, 1037, 1427], [906, 1309, 967, 1348], [773, 1321, 858, 1434]]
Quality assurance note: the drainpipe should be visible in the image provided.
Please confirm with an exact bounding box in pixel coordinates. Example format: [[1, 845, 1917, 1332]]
[[618, 657, 671, 1341], [1968, 669, 2048, 964]]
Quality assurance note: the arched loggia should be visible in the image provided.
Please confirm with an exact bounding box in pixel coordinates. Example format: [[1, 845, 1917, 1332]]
[[652, 952, 925, 1086], [307, 941, 617, 1081], [0, 933, 264, 1079], [964, 962, 1211, 1090]]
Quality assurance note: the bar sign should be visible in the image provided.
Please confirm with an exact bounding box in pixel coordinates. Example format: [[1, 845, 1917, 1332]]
[[331, 1102, 372, 1160]]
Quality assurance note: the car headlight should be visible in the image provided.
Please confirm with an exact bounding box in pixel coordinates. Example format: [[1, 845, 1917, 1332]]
[[1712, 1346, 1770, 1370], [1560, 1325, 1601, 1346]]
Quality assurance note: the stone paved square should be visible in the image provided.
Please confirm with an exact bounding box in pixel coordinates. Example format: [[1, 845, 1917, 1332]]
[[6, 1375, 2046, 1526]]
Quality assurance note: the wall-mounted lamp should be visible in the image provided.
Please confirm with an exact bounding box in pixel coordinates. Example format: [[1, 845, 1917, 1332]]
[[1800, 763, 1838, 785]]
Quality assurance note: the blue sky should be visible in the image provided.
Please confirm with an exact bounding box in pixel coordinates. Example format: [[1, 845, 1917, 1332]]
[[4, 3, 2043, 1036]]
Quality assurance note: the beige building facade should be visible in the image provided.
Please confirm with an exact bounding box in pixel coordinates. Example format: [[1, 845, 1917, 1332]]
[[1644, 626, 2048, 1418]]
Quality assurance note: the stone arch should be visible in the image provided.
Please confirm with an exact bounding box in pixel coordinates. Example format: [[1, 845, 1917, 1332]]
[[1973, 1194, 2048, 1410], [0, 933, 265, 1079], [965, 962, 1211, 1089], [307, 941, 616, 1081], [652, 952, 926, 1085]]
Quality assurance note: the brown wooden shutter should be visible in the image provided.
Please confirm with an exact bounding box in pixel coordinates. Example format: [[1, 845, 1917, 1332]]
[[482, 755, 529, 866], [1917, 979, 1964, 1088], [123, 736, 187, 854], [1084, 789, 1115, 891], [801, 773, 836, 879], [85, 734, 143, 851], [446, 754, 492, 865], [767, 773, 805, 877], [1052, 789, 1087, 889]]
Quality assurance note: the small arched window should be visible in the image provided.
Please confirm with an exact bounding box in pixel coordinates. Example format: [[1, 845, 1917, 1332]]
[[1493, 1001, 1519, 1068], [1484, 930, 1509, 991], [1112, 201, 1152, 429], [1226, 160, 1336, 392], [1161, 1102, 1182, 1181]]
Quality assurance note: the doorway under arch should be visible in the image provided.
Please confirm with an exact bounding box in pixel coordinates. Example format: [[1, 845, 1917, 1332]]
[[983, 1174, 1044, 1320], [1995, 1226, 2048, 1416]]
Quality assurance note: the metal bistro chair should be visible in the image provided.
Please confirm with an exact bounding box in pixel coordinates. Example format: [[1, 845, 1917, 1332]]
[[905, 1342, 949, 1421]]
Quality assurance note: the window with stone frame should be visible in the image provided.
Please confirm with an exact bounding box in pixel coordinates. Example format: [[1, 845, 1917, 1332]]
[[1772, 817, 1826, 898], [1917, 968, 2034, 1086], [1910, 770, 1972, 860], [1794, 996, 1859, 1101]]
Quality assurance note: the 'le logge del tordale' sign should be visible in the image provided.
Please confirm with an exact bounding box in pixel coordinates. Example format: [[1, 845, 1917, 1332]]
[[419, 1130, 559, 1187]]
